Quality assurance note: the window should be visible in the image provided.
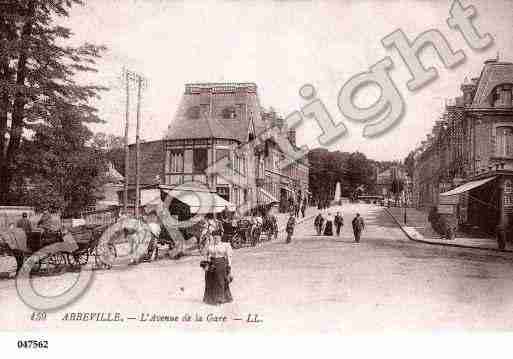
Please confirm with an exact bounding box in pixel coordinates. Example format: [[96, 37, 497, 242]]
[[233, 186, 239, 205], [217, 186, 229, 202], [169, 150, 184, 173], [240, 155, 246, 176], [184, 150, 193, 173], [186, 106, 200, 119], [496, 126, 513, 157], [490, 84, 513, 108], [193, 148, 208, 173], [222, 106, 237, 119]]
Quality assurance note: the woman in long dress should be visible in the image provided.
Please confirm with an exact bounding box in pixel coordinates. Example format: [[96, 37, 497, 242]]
[[203, 231, 233, 305], [323, 213, 334, 236]]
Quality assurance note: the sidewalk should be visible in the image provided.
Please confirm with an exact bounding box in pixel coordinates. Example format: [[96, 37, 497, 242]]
[[386, 206, 513, 252]]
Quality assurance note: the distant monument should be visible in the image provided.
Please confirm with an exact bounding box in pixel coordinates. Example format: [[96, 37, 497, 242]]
[[333, 182, 341, 205]]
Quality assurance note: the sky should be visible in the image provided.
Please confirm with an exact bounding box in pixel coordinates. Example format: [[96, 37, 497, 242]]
[[62, 0, 513, 161]]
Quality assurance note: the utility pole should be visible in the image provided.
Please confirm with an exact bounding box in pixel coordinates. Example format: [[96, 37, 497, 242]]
[[135, 75, 143, 218], [123, 69, 147, 218], [123, 68, 130, 213]]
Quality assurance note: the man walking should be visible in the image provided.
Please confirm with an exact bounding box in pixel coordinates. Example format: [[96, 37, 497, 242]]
[[314, 212, 324, 236], [285, 213, 296, 244], [351, 213, 365, 243], [334, 212, 344, 236]]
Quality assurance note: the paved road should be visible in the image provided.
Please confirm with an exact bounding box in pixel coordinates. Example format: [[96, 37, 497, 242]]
[[2, 203, 513, 332]]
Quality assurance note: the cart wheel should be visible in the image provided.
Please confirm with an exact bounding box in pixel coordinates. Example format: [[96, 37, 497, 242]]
[[231, 233, 242, 249]]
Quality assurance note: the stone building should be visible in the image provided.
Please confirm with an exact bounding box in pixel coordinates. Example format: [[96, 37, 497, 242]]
[[412, 58, 513, 235], [124, 82, 309, 214], [376, 165, 407, 198]]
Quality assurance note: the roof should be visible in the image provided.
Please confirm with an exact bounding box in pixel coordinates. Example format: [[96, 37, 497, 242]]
[[165, 83, 263, 143], [105, 162, 124, 182], [471, 60, 513, 108]]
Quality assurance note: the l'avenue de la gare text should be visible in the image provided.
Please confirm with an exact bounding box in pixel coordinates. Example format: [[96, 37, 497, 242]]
[[60, 312, 243, 322]]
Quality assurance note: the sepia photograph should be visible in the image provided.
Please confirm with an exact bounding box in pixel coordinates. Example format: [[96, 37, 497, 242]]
[[1, 0, 513, 355]]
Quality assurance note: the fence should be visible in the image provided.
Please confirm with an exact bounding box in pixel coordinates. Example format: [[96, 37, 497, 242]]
[[81, 207, 119, 226]]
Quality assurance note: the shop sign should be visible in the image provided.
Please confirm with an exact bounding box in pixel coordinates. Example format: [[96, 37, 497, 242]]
[[437, 204, 454, 214]]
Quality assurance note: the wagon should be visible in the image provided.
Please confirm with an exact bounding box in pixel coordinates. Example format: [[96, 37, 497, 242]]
[[0, 224, 110, 275]]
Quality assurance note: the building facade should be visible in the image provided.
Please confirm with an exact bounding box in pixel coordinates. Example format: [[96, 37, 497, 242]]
[[412, 58, 513, 234], [125, 83, 309, 214]]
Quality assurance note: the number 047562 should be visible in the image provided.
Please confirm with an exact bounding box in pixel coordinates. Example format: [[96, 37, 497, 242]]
[[17, 340, 48, 349]]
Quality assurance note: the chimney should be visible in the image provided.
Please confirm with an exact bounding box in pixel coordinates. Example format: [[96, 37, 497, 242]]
[[287, 129, 296, 147], [460, 76, 476, 107]]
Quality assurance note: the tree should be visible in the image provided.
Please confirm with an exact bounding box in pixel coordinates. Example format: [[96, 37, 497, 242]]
[[0, 0, 106, 203], [345, 152, 375, 193], [404, 151, 415, 179], [18, 105, 107, 217]]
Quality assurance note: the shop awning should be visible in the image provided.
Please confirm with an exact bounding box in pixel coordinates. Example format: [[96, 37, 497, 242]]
[[162, 188, 236, 213], [440, 176, 497, 196], [258, 188, 279, 204]]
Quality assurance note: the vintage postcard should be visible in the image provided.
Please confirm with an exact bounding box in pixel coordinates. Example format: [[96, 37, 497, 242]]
[[1, 0, 513, 354]]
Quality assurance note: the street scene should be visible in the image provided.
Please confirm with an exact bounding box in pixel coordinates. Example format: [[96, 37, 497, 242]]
[[2, 202, 513, 332], [1, 0, 513, 346]]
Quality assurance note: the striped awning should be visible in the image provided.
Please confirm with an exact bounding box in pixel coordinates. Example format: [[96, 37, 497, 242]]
[[258, 188, 279, 204], [440, 176, 496, 196]]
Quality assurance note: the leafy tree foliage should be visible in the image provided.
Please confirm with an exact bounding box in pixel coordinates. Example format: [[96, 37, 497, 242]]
[[308, 149, 385, 202], [17, 107, 107, 217], [0, 0, 106, 204]]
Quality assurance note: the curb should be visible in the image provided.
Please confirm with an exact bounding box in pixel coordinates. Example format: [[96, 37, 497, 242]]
[[384, 207, 513, 253]]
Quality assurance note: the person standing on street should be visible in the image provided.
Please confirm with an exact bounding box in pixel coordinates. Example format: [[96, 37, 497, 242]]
[[314, 212, 324, 236], [301, 199, 306, 218], [323, 213, 334, 236], [334, 212, 344, 236], [314, 212, 324, 235], [16, 212, 32, 235], [286, 213, 296, 244], [202, 231, 233, 305], [352, 213, 365, 243]]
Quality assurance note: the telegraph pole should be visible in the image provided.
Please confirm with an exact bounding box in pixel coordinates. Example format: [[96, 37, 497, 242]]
[[123, 68, 130, 213], [135, 75, 143, 218], [123, 69, 147, 218]]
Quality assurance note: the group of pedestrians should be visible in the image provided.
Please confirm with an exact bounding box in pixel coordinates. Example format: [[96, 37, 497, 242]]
[[314, 211, 365, 242]]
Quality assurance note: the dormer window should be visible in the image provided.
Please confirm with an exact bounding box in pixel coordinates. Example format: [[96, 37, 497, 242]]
[[222, 106, 237, 119], [186, 106, 200, 119], [489, 84, 513, 108], [496, 126, 513, 157]]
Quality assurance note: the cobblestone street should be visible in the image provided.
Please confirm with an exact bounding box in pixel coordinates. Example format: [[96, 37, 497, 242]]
[[2, 203, 513, 333]]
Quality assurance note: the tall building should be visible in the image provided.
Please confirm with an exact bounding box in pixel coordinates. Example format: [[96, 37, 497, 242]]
[[124, 82, 309, 214], [412, 58, 513, 234]]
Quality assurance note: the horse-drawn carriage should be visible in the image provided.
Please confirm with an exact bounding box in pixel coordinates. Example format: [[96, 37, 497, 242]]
[[220, 214, 278, 249], [0, 224, 110, 275]]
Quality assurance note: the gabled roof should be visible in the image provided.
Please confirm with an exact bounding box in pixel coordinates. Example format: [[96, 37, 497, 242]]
[[165, 83, 263, 143], [471, 60, 513, 108]]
